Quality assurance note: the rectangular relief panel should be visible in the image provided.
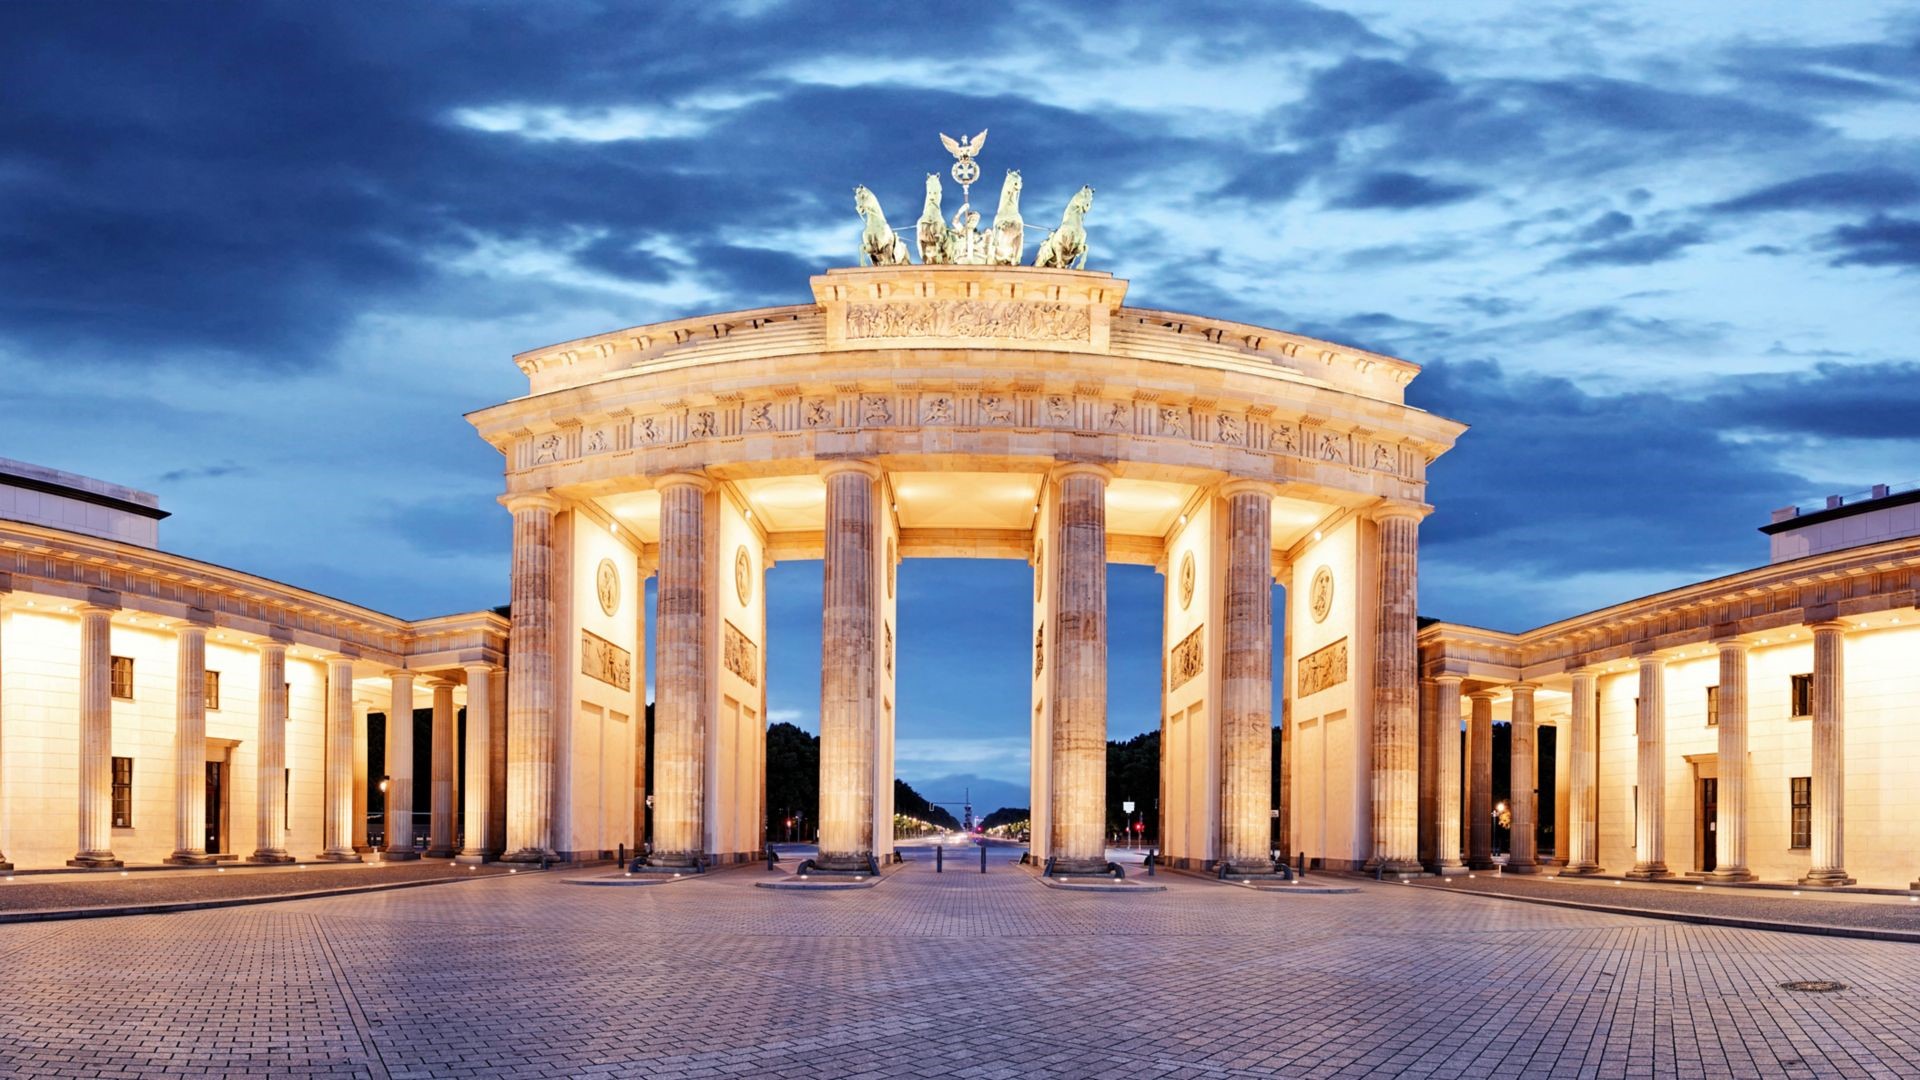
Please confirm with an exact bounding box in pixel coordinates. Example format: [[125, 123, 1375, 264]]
[[1297, 638, 1349, 698], [580, 630, 632, 691]]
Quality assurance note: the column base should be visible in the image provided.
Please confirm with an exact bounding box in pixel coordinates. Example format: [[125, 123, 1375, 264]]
[[1707, 868, 1756, 883], [453, 852, 492, 866], [248, 850, 296, 864], [1623, 862, 1671, 880], [1505, 859, 1544, 875], [67, 853, 123, 868], [1430, 862, 1469, 877], [1559, 863, 1605, 876], [0, 859, 11, 872], [165, 852, 219, 866], [1467, 857, 1497, 870], [500, 847, 557, 864], [315, 851, 364, 863], [813, 852, 876, 873], [379, 849, 421, 862], [1799, 869, 1856, 887], [423, 847, 457, 859], [1380, 857, 1423, 875], [352, 844, 375, 854], [1048, 857, 1112, 876]]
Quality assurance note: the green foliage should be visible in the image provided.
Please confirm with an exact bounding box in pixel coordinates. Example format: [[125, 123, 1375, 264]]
[[978, 806, 1029, 831], [765, 722, 819, 839], [1106, 730, 1159, 839], [893, 779, 961, 831]]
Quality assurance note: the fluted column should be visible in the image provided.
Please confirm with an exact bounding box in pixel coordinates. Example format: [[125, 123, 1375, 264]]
[[1050, 464, 1110, 874], [502, 492, 561, 863], [0, 590, 11, 871], [488, 668, 508, 857], [166, 614, 215, 864], [1626, 655, 1670, 879], [425, 680, 456, 857], [71, 602, 124, 867], [352, 699, 372, 852], [817, 462, 880, 871], [1563, 668, 1601, 873], [1430, 675, 1466, 874], [383, 670, 419, 860], [653, 474, 712, 867], [1711, 640, 1754, 881], [1506, 683, 1540, 873], [249, 638, 294, 863], [318, 656, 361, 861], [1370, 502, 1423, 872], [1466, 690, 1496, 870], [457, 665, 498, 863], [1221, 482, 1276, 873], [1804, 622, 1854, 886]]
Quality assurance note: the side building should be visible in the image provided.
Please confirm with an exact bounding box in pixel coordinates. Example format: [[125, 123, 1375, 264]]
[[0, 458, 511, 869], [1419, 483, 1920, 889]]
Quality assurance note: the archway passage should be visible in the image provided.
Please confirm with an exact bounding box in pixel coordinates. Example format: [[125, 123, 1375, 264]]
[[469, 264, 1464, 873]]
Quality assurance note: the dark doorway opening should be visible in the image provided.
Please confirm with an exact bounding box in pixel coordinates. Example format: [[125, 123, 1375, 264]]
[[1699, 776, 1719, 873], [205, 760, 224, 854]]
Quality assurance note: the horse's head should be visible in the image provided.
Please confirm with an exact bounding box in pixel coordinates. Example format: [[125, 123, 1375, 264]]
[[1070, 185, 1094, 214], [925, 173, 942, 195], [853, 185, 877, 217], [1002, 169, 1023, 199]]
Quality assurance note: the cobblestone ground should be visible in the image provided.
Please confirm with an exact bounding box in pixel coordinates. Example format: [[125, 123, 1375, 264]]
[[3, 858, 1918, 1078], [0, 861, 511, 915], [1418, 871, 1920, 935]]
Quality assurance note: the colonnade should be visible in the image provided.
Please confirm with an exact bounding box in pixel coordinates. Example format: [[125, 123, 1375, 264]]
[[1426, 618, 1858, 886]]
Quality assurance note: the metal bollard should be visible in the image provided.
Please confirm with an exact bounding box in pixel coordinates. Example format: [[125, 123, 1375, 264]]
[[1297, 850, 1306, 878], [936, 845, 943, 873], [766, 849, 776, 872], [1146, 850, 1156, 877], [618, 843, 625, 868], [980, 843, 987, 874]]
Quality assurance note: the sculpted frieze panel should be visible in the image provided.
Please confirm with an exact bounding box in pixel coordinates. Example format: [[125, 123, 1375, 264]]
[[1298, 637, 1348, 697], [862, 395, 891, 424], [844, 299, 1092, 343], [1170, 625, 1205, 690], [723, 620, 759, 686], [581, 630, 631, 691]]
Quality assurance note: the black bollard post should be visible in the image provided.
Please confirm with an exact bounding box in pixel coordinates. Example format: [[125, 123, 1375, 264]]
[[980, 843, 987, 874], [1146, 850, 1156, 877], [1297, 850, 1306, 878], [618, 843, 625, 868], [936, 845, 943, 873], [766, 849, 775, 872]]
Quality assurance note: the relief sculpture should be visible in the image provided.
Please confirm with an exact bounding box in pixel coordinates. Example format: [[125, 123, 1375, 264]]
[[844, 300, 1092, 343], [723, 620, 760, 686], [1170, 625, 1205, 690], [1297, 638, 1348, 697], [581, 630, 632, 692]]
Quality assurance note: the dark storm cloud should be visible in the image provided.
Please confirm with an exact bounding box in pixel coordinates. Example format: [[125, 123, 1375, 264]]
[[1328, 171, 1482, 210], [1549, 224, 1708, 269], [1701, 361, 1920, 438], [1287, 57, 1453, 139], [1823, 214, 1920, 268], [1709, 169, 1920, 214]]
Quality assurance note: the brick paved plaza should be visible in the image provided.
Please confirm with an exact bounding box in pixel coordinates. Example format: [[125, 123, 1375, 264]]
[[4, 857, 1919, 1078]]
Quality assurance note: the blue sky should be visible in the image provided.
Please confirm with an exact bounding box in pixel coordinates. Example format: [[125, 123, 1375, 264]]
[[4, 2, 1917, 809]]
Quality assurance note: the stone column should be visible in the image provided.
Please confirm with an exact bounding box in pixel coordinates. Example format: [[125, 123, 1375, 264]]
[[383, 670, 419, 860], [249, 638, 294, 863], [0, 588, 10, 871], [1221, 481, 1276, 873], [166, 614, 215, 865], [1563, 668, 1602, 873], [652, 474, 712, 867], [352, 699, 372, 852], [1430, 675, 1466, 874], [457, 664, 496, 864], [1626, 655, 1670, 879], [1803, 622, 1854, 886], [1369, 503, 1423, 873], [1050, 464, 1110, 874], [817, 462, 881, 871], [1711, 639, 1754, 881], [488, 668, 508, 857], [70, 602, 123, 867], [1507, 683, 1541, 873], [425, 679, 457, 857], [502, 492, 561, 863], [1466, 690, 1496, 870], [318, 656, 361, 861]]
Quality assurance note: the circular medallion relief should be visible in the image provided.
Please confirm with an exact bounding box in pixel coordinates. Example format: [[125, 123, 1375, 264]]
[[1179, 552, 1196, 610], [734, 545, 753, 606], [1033, 540, 1045, 601], [887, 537, 896, 599], [594, 558, 620, 617], [1310, 566, 1335, 623]]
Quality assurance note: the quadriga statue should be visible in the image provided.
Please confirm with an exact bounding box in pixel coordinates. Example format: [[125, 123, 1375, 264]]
[[853, 185, 910, 266], [1033, 185, 1093, 270]]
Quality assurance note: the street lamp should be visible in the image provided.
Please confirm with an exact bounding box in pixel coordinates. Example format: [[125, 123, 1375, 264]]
[[1122, 800, 1137, 850]]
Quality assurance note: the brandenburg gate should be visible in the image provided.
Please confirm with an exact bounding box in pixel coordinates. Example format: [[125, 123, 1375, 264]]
[[466, 142, 1464, 876]]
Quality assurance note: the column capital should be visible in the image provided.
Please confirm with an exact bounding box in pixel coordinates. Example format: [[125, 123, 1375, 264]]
[[652, 471, 713, 494], [1807, 619, 1849, 634], [252, 638, 290, 655], [1218, 479, 1276, 501], [425, 676, 457, 692], [1714, 636, 1751, 655], [500, 490, 564, 514], [384, 668, 415, 682], [1431, 673, 1465, 688], [1367, 499, 1430, 524], [460, 661, 499, 676], [819, 458, 883, 481], [1509, 682, 1539, 696], [1050, 461, 1113, 485], [1467, 688, 1500, 703], [76, 600, 119, 617], [322, 653, 357, 670]]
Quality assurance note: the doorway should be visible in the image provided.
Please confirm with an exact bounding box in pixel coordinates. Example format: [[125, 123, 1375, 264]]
[[1697, 776, 1718, 873], [205, 760, 225, 854]]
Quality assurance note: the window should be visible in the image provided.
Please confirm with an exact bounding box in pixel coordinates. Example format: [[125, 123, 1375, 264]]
[[1791, 674, 1813, 718], [111, 757, 134, 827], [205, 670, 222, 711], [1706, 685, 1719, 727], [110, 656, 134, 700], [1790, 777, 1812, 849]]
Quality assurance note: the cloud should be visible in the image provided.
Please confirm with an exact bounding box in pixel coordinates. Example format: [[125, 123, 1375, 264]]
[[1701, 360, 1920, 439], [155, 462, 250, 484], [1550, 224, 1708, 268], [1287, 56, 1453, 139], [1329, 171, 1482, 210], [1709, 169, 1920, 214], [1823, 214, 1920, 268]]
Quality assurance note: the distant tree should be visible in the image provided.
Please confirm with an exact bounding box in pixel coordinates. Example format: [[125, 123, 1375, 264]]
[[894, 779, 961, 831], [979, 806, 1029, 832], [1106, 730, 1159, 841], [765, 722, 819, 841]]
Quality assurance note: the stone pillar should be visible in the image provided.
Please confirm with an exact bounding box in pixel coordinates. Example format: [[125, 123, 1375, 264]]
[[1803, 622, 1854, 886], [1369, 502, 1423, 873], [1563, 668, 1602, 873], [488, 668, 508, 857], [502, 492, 561, 863], [1466, 690, 1496, 870], [1626, 655, 1670, 879], [352, 699, 372, 852], [383, 670, 419, 860], [817, 462, 881, 871], [1430, 675, 1466, 874], [318, 656, 361, 861], [0, 589, 10, 871], [70, 602, 123, 867], [1506, 683, 1541, 873], [1050, 464, 1110, 874], [1711, 639, 1754, 881], [457, 664, 497, 864], [249, 638, 294, 864], [652, 474, 712, 867], [1221, 482, 1276, 873], [166, 614, 215, 865], [425, 679, 457, 857]]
